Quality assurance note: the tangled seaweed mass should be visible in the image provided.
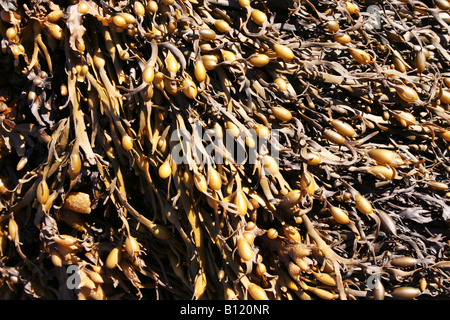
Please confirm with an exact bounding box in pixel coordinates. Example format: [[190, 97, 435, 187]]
[[0, 0, 450, 300]]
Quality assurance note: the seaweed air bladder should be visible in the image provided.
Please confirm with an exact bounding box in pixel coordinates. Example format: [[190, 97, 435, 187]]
[[0, 0, 449, 300]]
